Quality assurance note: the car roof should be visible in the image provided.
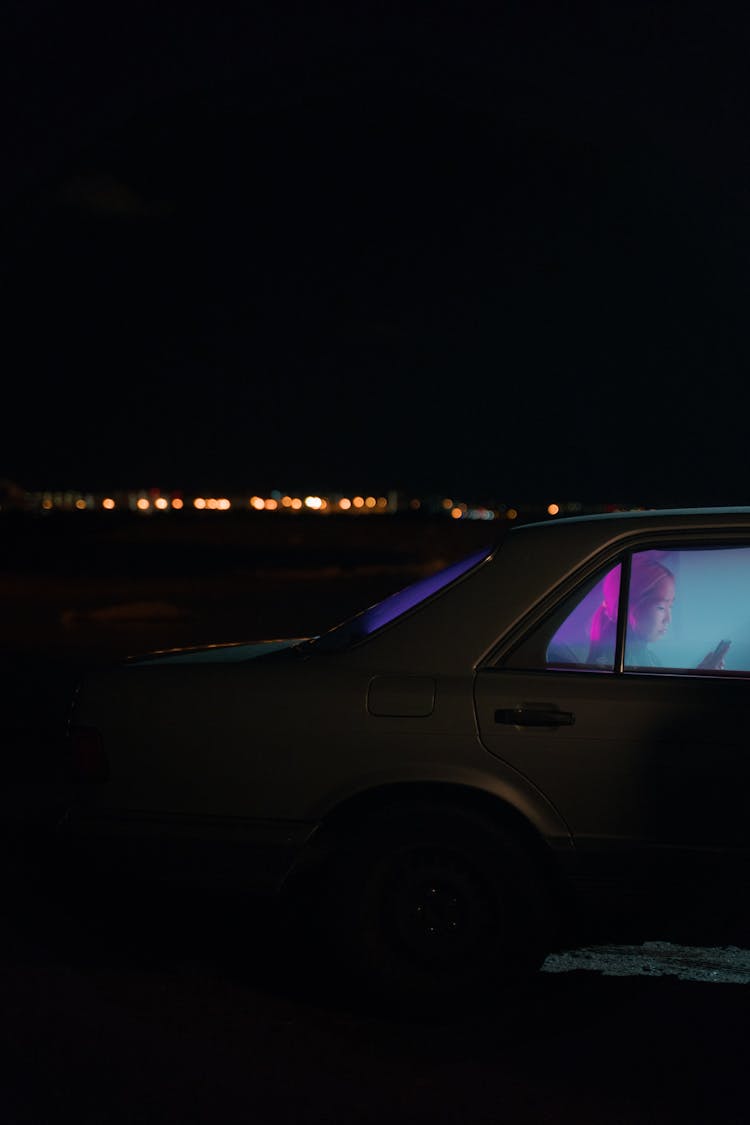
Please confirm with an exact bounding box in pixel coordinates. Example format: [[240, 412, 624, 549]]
[[520, 506, 750, 531], [511, 507, 750, 561]]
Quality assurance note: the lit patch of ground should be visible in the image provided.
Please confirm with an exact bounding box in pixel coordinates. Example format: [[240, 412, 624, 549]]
[[542, 942, 750, 984]]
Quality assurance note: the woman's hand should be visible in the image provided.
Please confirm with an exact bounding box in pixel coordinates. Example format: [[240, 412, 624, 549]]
[[697, 639, 731, 670]]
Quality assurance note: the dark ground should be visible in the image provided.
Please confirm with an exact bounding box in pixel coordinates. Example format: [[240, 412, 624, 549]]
[[1, 510, 748, 1125]]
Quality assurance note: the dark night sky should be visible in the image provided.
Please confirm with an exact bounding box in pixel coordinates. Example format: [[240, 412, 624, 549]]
[[3, 3, 750, 505]]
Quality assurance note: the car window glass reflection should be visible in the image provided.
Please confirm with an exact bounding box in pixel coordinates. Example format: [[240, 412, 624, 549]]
[[314, 545, 493, 650]]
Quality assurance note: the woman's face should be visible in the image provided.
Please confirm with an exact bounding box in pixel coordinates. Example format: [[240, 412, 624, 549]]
[[631, 574, 675, 642]]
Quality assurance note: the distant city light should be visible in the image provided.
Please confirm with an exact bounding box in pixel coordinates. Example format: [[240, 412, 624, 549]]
[[15, 482, 625, 523]]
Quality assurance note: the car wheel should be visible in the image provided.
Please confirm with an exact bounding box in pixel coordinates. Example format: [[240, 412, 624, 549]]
[[324, 803, 553, 1006]]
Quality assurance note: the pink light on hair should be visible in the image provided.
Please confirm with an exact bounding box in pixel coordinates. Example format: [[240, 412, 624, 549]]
[[589, 564, 621, 642]]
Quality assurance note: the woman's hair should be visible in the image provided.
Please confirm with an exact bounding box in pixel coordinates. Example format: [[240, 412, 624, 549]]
[[589, 564, 621, 644], [629, 559, 675, 608]]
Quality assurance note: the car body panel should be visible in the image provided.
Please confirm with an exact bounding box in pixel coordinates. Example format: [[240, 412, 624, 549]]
[[475, 667, 750, 851], [64, 659, 571, 851]]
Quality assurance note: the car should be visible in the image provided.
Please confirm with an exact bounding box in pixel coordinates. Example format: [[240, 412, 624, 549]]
[[47, 507, 750, 1001]]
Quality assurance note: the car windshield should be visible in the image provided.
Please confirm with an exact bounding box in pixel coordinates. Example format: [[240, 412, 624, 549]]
[[310, 544, 495, 651]]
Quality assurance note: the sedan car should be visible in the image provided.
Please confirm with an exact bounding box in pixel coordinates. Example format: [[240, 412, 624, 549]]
[[54, 507, 750, 1001]]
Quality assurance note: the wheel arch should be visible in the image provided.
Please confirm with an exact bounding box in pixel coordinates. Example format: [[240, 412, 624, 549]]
[[284, 780, 576, 990], [297, 779, 569, 908]]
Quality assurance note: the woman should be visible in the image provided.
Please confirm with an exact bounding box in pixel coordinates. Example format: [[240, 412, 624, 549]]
[[587, 558, 729, 670]]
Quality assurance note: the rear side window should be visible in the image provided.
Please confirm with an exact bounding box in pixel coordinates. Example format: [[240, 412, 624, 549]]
[[313, 544, 493, 650], [547, 564, 621, 670], [503, 544, 750, 675]]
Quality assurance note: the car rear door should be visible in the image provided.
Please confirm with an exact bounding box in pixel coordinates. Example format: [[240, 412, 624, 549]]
[[474, 665, 750, 854], [474, 539, 750, 878]]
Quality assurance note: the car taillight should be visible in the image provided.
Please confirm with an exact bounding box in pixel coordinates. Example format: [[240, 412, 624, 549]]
[[68, 725, 109, 782]]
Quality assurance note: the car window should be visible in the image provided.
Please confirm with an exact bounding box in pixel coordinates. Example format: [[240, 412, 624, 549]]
[[312, 544, 494, 650], [503, 543, 750, 675], [500, 565, 621, 672], [624, 546, 750, 674], [548, 564, 621, 670]]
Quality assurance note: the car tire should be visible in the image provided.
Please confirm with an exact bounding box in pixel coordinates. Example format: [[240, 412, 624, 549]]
[[321, 802, 554, 1008]]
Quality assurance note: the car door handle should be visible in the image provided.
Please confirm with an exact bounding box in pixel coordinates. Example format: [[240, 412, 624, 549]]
[[495, 707, 575, 727]]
